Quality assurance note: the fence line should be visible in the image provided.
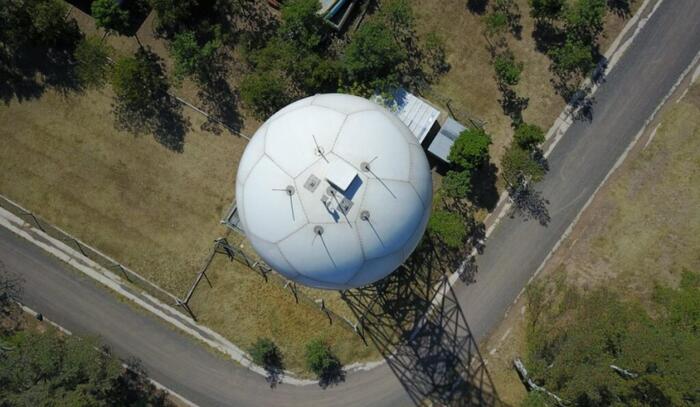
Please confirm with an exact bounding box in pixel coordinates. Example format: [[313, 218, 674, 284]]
[[0, 194, 180, 306], [181, 238, 367, 343]]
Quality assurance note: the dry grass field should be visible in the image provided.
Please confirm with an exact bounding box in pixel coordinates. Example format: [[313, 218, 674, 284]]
[[481, 80, 700, 405]]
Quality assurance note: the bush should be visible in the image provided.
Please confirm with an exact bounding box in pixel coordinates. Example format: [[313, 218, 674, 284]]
[[501, 144, 545, 187], [493, 51, 523, 86], [305, 338, 341, 379], [170, 30, 222, 82], [240, 70, 290, 119], [448, 127, 492, 172], [529, 0, 565, 21], [74, 36, 111, 89], [91, 0, 130, 35], [343, 19, 406, 90], [442, 170, 472, 199], [428, 210, 467, 249], [249, 338, 282, 369], [548, 38, 595, 79], [514, 123, 545, 150]]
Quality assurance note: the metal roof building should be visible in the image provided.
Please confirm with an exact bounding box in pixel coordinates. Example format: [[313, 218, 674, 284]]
[[427, 117, 467, 163], [235, 94, 433, 290]]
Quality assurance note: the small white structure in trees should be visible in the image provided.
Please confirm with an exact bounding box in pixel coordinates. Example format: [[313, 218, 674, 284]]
[[235, 94, 433, 290]]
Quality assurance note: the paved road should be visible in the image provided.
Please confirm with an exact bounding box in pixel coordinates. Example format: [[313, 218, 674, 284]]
[[2, 1, 700, 406], [455, 0, 700, 340]]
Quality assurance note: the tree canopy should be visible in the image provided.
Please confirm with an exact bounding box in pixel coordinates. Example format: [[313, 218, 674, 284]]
[[514, 122, 545, 150], [501, 143, 545, 187], [448, 127, 492, 172], [428, 210, 467, 249], [305, 338, 342, 384], [343, 19, 406, 91], [526, 273, 700, 405], [74, 36, 111, 89], [0, 330, 171, 405], [91, 0, 130, 35], [529, 0, 564, 21]]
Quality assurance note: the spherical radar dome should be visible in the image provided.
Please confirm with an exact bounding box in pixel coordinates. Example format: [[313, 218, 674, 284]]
[[235, 94, 432, 290]]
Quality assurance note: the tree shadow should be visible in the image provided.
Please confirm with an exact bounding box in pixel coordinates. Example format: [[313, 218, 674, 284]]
[[532, 20, 564, 54], [466, 0, 489, 15], [498, 85, 529, 126], [109, 357, 174, 406], [341, 238, 505, 406], [607, 0, 632, 17], [113, 49, 190, 152], [195, 60, 243, 136], [318, 358, 346, 389], [262, 354, 285, 388], [507, 184, 551, 226], [0, 21, 83, 104], [469, 162, 500, 211]]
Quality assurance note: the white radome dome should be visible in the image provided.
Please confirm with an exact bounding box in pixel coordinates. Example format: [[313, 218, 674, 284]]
[[235, 94, 432, 290]]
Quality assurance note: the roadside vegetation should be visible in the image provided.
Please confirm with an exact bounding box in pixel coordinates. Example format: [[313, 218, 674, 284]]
[[0, 268, 172, 405], [484, 81, 700, 405], [1, 0, 644, 376]]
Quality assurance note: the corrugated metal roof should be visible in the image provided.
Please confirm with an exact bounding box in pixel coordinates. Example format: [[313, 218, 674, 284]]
[[373, 88, 441, 144], [428, 117, 467, 162]]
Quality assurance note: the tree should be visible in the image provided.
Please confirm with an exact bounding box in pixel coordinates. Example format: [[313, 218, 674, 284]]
[[30, 0, 71, 46], [529, 0, 565, 21], [448, 127, 492, 172], [110, 49, 188, 152], [493, 51, 523, 86], [564, 0, 606, 42], [514, 123, 545, 150], [548, 38, 595, 79], [0, 331, 172, 405], [305, 338, 342, 385], [170, 30, 222, 82], [379, 0, 414, 39], [501, 144, 545, 187], [483, 11, 508, 39], [111, 50, 169, 124], [279, 0, 327, 51], [74, 36, 111, 88], [526, 279, 700, 405], [91, 0, 130, 35], [150, 0, 199, 36], [442, 170, 472, 199], [428, 210, 467, 249], [240, 70, 290, 119], [249, 338, 282, 369], [343, 19, 406, 91]]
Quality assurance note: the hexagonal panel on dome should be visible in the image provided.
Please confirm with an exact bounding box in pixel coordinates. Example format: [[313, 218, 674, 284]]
[[358, 178, 425, 256], [236, 123, 267, 185], [278, 223, 364, 286], [242, 156, 308, 243], [311, 93, 381, 116], [265, 105, 347, 177], [333, 110, 411, 182]]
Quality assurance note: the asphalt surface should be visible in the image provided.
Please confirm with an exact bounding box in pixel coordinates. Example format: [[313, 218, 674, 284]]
[[2, 1, 700, 406]]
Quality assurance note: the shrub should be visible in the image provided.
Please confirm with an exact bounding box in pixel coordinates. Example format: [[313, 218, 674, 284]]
[[74, 36, 111, 89], [448, 127, 492, 172], [305, 338, 341, 379], [514, 123, 545, 150], [493, 51, 523, 86], [249, 338, 282, 369], [428, 210, 467, 249]]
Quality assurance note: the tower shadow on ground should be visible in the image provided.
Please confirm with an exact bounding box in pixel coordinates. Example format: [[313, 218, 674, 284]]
[[341, 239, 506, 406]]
